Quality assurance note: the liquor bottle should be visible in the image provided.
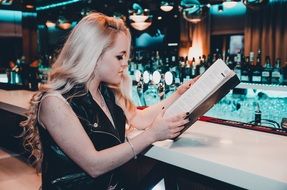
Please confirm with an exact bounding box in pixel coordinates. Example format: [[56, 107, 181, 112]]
[[153, 51, 162, 71], [236, 50, 242, 66], [184, 56, 191, 81], [282, 64, 287, 85], [195, 56, 201, 76], [162, 57, 170, 73], [249, 51, 255, 66], [261, 56, 272, 84], [241, 56, 250, 82], [206, 54, 212, 68], [179, 56, 185, 83], [251, 50, 262, 83], [128, 57, 136, 75], [257, 49, 262, 64], [9, 58, 22, 84], [212, 53, 217, 63], [190, 57, 197, 78], [225, 49, 234, 69], [171, 55, 177, 67], [233, 54, 242, 80], [215, 48, 222, 60], [254, 103, 261, 126], [199, 55, 206, 75], [157, 74, 165, 100], [271, 58, 282, 84]]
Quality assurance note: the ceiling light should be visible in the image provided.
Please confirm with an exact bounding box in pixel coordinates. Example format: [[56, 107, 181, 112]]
[[223, 0, 237, 8], [180, 0, 203, 24], [56, 16, 71, 30], [46, 20, 56, 28], [36, 0, 81, 11], [131, 22, 152, 31], [129, 3, 152, 31], [182, 6, 209, 24], [25, 4, 34, 9], [129, 15, 148, 23], [160, 1, 174, 12], [180, 0, 200, 8], [1, 0, 13, 5]]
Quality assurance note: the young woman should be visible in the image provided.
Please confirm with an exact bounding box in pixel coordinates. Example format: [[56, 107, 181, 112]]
[[20, 12, 197, 190]]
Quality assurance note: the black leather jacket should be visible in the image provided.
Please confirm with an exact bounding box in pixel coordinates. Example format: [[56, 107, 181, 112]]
[[38, 85, 128, 190]]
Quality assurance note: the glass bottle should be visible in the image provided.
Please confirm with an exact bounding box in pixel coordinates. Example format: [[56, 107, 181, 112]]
[[233, 54, 242, 80], [199, 55, 206, 75], [251, 50, 262, 83], [261, 56, 272, 84], [190, 57, 197, 79], [241, 56, 250, 82], [271, 58, 282, 84], [254, 103, 261, 126]]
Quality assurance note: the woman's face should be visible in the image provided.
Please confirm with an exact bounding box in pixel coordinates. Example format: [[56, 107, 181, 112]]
[[95, 32, 130, 85]]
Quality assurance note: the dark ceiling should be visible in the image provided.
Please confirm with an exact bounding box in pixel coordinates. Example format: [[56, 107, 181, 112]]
[[2, 0, 225, 12], [0, 0, 225, 23]]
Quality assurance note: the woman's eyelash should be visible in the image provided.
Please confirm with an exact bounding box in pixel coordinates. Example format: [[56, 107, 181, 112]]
[[116, 55, 124, 60]]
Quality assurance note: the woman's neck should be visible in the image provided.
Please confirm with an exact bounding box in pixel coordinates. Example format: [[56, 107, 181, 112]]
[[88, 78, 101, 93]]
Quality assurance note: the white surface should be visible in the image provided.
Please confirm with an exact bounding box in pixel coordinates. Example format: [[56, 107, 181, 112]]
[[1, 90, 287, 189], [152, 71, 161, 84], [164, 71, 173, 85], [236, 82, 287, 92], [143, 121, 287, 190], [0, 74, 8, 83], [0, 90, 34, 109], [134, 70, 141, 82], [0, 90, 35, 116], [143, 71, 150, 84]]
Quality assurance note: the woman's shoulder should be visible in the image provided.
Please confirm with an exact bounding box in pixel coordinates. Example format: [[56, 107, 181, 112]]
[[41, 90, 69, 106]]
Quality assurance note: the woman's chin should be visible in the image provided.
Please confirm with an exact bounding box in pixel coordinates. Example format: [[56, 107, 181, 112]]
[[104, 75, 124, 86], [109, 79, 122, 86]]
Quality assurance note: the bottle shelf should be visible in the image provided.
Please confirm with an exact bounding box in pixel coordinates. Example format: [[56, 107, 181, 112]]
[[236, 82, 287, 92]]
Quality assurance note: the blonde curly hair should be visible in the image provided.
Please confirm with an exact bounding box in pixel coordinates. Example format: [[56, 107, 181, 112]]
[[20, 12, 136, 171]]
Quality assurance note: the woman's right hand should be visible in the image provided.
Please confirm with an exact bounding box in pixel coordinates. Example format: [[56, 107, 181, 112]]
[[147, 108, 189, 142]]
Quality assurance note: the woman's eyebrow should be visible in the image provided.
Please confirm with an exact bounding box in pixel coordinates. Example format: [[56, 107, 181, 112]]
[[119, 50, 127, 54]]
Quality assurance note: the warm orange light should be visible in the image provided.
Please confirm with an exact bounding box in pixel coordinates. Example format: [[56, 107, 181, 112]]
[[57, 22, 71, 30], [45, 20, 56, 27], [130, 22, 151, 31], [188, 42, 203, 63], [25, 4, 34, 9], [129, 15, 148, 23], [223, 1, 237, 8], [160, 5, 173, 12]]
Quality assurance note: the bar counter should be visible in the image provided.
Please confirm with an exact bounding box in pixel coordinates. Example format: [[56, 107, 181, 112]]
[[1, 89, 287, 190], [140, 122, 287, 190], [0, 89, 35, 116]]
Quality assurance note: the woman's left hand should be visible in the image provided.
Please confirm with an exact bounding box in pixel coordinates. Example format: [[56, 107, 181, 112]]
[[176, 76, 200, 96]]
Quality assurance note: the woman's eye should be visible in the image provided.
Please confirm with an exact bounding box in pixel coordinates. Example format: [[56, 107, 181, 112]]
[[116, 55, 124, 60]]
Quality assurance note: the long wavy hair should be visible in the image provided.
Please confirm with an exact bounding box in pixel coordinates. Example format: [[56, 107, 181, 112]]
[[20, 12, 136, 171]]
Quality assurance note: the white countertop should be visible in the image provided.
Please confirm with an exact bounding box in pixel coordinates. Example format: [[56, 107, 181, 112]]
[[0, 89, 35, 115], [142, 121, 287, 190], [1, 90, 287, 189], [0, 89, 34, 109]]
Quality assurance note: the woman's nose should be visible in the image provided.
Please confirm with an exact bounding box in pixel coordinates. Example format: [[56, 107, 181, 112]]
[[121, 61, 128, 68]]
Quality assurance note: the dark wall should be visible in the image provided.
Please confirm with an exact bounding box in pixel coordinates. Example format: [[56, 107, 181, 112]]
[[0, 108, 27, 155], [0, 37, 23, 68], [210, 4, 246, 35]]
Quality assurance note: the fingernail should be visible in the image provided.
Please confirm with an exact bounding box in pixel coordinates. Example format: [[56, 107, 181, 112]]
[[186, 112, 189, 115], [162, 107, 165, 110]]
